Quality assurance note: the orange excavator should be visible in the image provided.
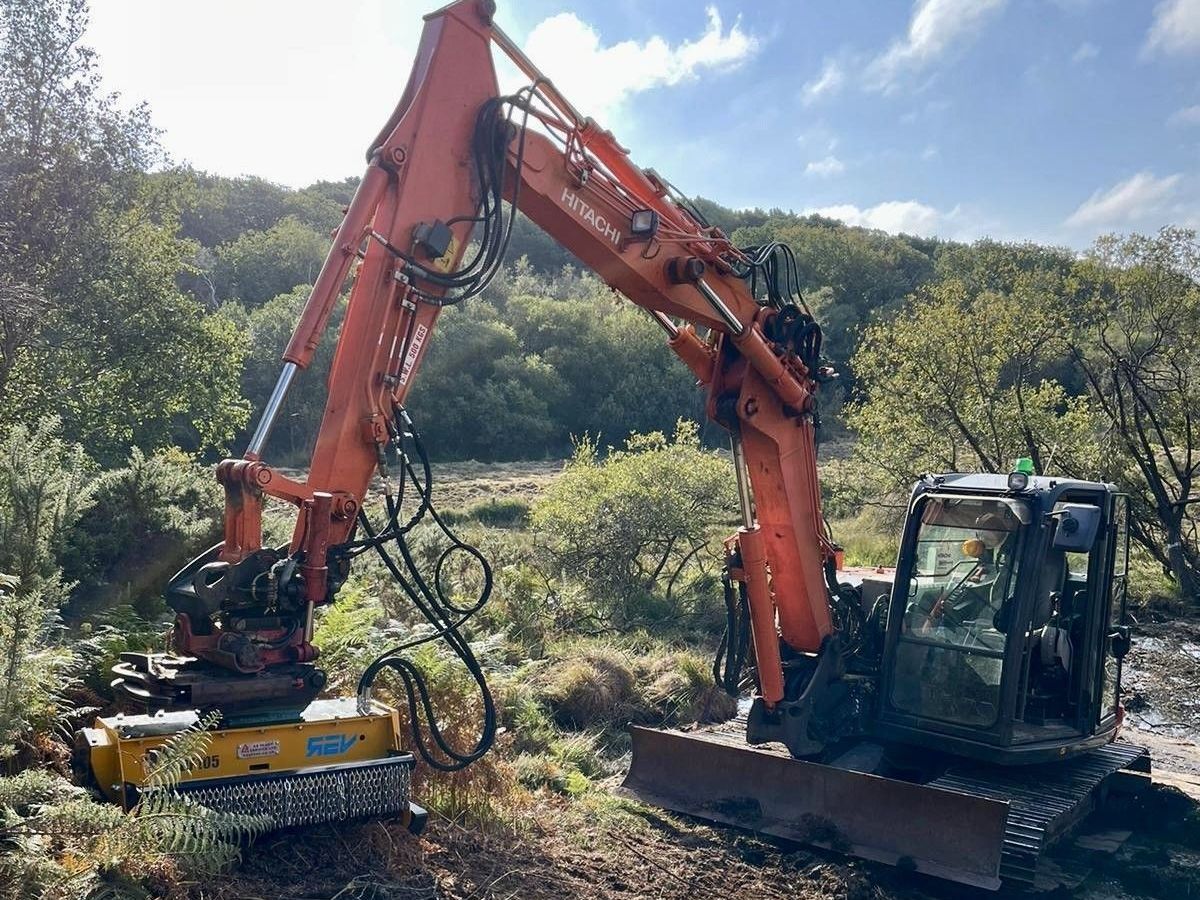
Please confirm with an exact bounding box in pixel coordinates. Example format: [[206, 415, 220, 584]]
[[75, 0, 1148, 889]]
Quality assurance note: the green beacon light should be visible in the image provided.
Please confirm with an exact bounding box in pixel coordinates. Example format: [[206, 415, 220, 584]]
[[1008, 457, 1035, 491]]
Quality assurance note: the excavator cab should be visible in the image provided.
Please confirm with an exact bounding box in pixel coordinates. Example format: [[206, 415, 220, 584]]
[[874, 469, 1130, 764], [625, 466, 1145, 890]]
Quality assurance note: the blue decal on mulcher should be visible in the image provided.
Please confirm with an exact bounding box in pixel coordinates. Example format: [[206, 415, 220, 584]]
[[306, 733, 358, 757]]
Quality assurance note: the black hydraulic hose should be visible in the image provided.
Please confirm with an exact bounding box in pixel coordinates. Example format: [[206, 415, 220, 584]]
[[713, 570, 751, 696], [340, 408, 497, 772]]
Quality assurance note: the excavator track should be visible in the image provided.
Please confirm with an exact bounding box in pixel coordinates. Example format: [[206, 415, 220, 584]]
[[622, 720, 1149, 890], [930, 741, 1149, 884]]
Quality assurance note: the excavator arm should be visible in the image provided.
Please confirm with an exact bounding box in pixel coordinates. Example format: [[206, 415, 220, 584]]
[[156, 0, 839, 741]]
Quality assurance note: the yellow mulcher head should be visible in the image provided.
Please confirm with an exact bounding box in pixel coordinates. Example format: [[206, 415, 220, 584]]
[[75, 698, 427, 833]]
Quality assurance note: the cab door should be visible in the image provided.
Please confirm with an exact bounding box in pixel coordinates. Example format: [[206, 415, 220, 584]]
[[1098, 494, 1129, 726]]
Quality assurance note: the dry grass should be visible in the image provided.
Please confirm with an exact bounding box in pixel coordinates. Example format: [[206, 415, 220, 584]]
[[829, 511, 900, 568], [428, 460, 564, 511], [538, 651, 638, 730], [533, 638, 737, 735]]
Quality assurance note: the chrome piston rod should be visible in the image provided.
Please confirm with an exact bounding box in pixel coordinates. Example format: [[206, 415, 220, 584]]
[[245, 361, 299, 457], [731, 434, 755, 528], [695, 278, 745, 337]]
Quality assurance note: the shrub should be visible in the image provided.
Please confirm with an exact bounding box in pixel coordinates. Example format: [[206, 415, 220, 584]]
[[829, 511, 900, 568], [71, 605, 166, 696], [441, 498, 531, 529], [63, 447, 222, 619], [512, 733, 602, 797], [532, 420, 735, 628], [0, 418, 94, 757]]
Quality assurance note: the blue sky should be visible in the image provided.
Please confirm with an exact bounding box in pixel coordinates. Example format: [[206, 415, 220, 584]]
[[85, 0, 1200, 247]]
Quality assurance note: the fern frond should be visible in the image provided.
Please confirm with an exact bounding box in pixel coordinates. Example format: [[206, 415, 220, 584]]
[[0, 769, 84, 813], [140, 710, 220, 790]]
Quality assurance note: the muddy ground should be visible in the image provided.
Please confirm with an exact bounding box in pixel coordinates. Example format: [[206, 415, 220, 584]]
[[192, 618, 1200, 900]]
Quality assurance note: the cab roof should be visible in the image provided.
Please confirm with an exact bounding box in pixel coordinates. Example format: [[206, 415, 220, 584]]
[[917, 472, 1115, 496]]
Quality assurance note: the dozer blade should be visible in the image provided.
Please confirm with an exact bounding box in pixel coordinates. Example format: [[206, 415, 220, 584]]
[[621, 726, 1011, 890]]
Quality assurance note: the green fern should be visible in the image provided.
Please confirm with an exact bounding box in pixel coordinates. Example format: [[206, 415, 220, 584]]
[[0, 712, 272, 898], [139, 710, 220, 791]]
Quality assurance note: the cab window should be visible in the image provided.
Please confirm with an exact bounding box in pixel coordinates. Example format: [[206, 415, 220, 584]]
[[890, 497, 1027, 728]]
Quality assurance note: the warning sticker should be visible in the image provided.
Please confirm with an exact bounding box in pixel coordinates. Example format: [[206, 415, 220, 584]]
[[237, 740, 281, 760], [398, 323, 428, 386]]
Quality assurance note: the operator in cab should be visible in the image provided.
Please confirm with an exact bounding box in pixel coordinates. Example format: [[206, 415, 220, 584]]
[[916, 512, 1019, 636]]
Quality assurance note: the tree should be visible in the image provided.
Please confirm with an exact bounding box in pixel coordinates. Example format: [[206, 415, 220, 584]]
[[173, 171, 348, 248], [729, 215, 939, 389], [502, 282, 703, 447], [1068, 228, 1200, 600], [0, 417, 93, 753], [234, 285, 344, 461], [62, 446, 222, 619], [0, 227, 45, 399], [211, 215, 329, 306], [0, 0, 248, 461], [848, 272, 1098, 492], [408, 300, 565, 459]]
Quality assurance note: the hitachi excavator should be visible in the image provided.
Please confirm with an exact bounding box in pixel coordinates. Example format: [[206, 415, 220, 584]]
[[74, 0, 1147, 890]]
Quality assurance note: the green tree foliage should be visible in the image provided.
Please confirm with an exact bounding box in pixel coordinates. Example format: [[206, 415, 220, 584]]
[[1067, 228, 1200, 599], [173, 171, 348, 248], [212, 215, 328, 306], [849, 265, 1099, 489], [63, 447, 222, 619], [849, 231, 1200, 602], [404, 269, 705, 460], [731, 214, 939, 379], [0, 0, 248, 462], [532, 421, 736, 625], [231, 284, 344, 462], [410, 300, 565, 460], [0, 418, 92, 755]]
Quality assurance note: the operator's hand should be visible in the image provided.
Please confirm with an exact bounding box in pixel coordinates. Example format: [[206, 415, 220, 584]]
[[917, 593, 948, 634]]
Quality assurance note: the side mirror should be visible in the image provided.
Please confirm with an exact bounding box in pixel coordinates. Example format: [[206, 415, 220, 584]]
[[1109, 625, 1131, 660], [1052, 504, 1101, 552]]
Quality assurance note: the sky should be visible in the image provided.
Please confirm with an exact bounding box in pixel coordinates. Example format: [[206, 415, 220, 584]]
[[84, 0, 1200, 247]]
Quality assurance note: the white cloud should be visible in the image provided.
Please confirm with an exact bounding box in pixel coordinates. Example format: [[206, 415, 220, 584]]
[[521, 7, 758, 125], [804, 155, 846, 177], [83, 0, 423, 186], [802, 58, 845, 105], [866, 0, 1007, 91], [1168, 104, 1200, 126], [1071, 41, 1099, 63], [1145, 0, 1200, 57], [809, 200, 946, 235], [921, 143, 940, 160], [1064, 171, 1182, 229]]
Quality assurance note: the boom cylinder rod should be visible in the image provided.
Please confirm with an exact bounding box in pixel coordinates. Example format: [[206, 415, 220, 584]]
[[731, 434, 755, 527], [245, 362, 298, 459], [490, 25, 585, 125], [695, 278, 745, 337], [647, 309, 680, 338]]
